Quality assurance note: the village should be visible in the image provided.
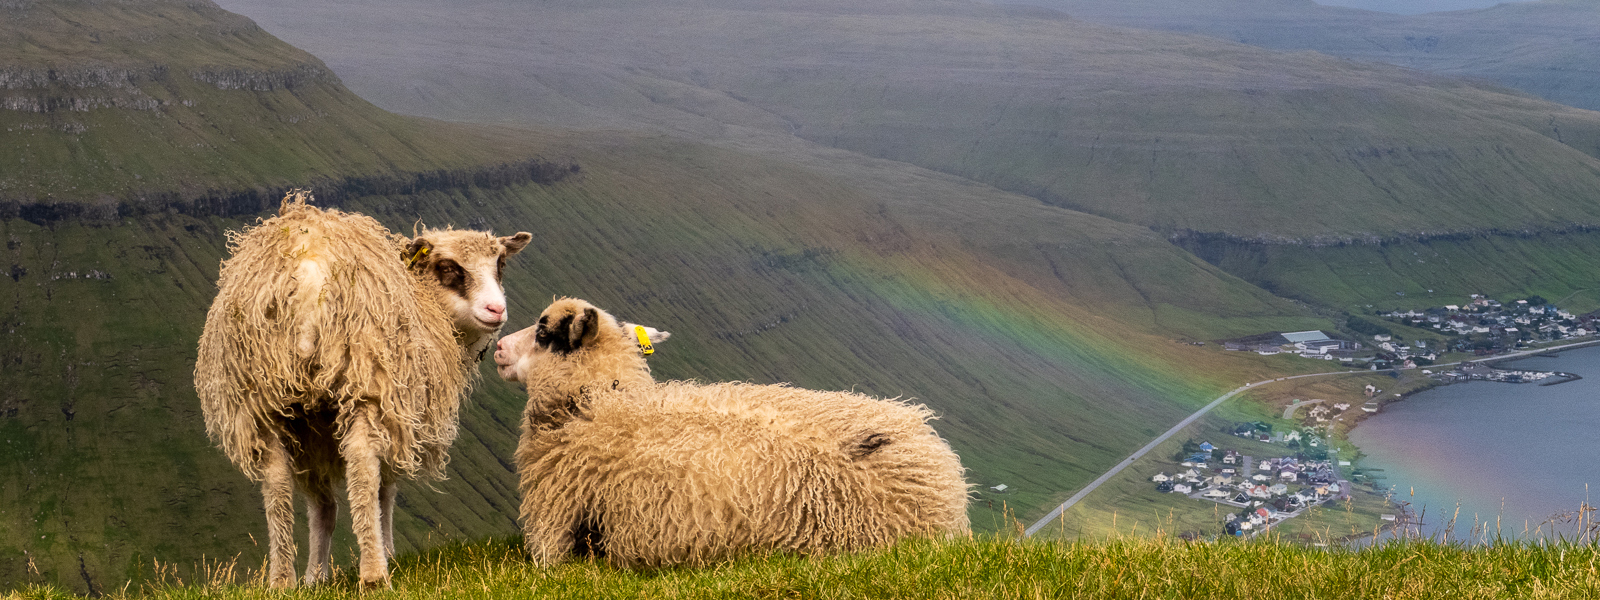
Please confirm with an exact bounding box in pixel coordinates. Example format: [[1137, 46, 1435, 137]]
[[1372, 295, 1595, 354], [1222, 294, 1598, 372], [1151, 433, 1354, 537]]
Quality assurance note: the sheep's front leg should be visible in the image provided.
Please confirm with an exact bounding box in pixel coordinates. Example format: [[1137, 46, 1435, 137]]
[[342, 405, 390, 590], [302, 479, 337, 585], [379, 468, 398, 557], [261, 436, 297, 588]]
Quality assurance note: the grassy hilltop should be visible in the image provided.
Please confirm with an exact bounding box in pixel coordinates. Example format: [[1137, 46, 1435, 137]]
[[11, 536, 1600, 600], [0, 0, 1340, 593]]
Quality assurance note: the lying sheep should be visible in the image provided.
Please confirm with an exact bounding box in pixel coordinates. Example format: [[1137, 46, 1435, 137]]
[[494, 298, 969, 567], [194, 190, 532, 588]]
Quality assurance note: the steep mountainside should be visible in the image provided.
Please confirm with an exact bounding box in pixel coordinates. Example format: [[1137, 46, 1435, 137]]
[[2, 0, 1326, 592], [1018, 0, 1600, 112], [214, 0, 1600, 241], [215, 0, 1600, 310], [0, 0, 553, 219]]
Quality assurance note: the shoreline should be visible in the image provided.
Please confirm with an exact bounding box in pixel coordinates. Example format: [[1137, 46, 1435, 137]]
[[1338, 340, 1600, 542]]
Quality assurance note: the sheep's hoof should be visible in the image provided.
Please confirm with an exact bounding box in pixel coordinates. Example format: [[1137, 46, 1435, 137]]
[[359, 575, 391, 592]]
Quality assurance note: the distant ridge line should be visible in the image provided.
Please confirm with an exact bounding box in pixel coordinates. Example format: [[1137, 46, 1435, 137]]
[[0, 157, 580, 225], [1167, 224, 1600, 249]]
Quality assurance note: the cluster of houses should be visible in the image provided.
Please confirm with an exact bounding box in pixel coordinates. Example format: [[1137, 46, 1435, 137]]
[[1233, 421, 1335, 446], [1153, 442, 1350, 536], [1378, 296, 1595, 350]]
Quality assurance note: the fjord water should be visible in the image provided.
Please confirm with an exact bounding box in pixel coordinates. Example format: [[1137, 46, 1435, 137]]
[[1348, 345, 1600, 541]]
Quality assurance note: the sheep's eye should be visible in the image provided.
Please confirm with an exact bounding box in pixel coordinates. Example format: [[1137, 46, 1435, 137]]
[[496, 255, 507, 281], [433, 259, 468, 295]]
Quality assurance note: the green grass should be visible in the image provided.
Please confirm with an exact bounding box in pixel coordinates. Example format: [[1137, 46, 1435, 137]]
[[12, 535, 1600, 599]]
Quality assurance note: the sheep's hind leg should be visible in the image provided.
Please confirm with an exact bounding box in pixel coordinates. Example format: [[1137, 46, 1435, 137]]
[[379, 467, 398, 558], [302, 475, 337, 585], [342, 404, 390, 590], [524, 512, 582, 567], [261, 436, 297, 588]]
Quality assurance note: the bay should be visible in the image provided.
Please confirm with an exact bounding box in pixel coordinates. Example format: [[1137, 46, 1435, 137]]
[[1347, 344, 1600, 542]]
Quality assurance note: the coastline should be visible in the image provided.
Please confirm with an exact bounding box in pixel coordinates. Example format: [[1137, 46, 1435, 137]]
[[1339, 340, 1600, 542], [1326, 338, 1600, 543]]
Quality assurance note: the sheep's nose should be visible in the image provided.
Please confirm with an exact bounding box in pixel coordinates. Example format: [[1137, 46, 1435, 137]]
[[484, 303, 505, 317], [496, 338, 507, 352]]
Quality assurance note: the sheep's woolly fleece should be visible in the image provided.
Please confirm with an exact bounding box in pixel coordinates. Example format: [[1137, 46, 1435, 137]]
[[194, 192, 469, 482], [519, 380, 972, 567]]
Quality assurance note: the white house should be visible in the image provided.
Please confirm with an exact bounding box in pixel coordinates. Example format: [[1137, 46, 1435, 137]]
[[1152, 473, 1170, 483]]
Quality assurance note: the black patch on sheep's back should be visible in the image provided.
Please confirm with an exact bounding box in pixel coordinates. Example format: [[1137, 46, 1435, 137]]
[[849, 433, 892, 459]]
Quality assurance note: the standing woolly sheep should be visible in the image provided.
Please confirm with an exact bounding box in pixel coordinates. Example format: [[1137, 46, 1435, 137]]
[[194, 190, 532, 589], [493, 298, 970, 567]]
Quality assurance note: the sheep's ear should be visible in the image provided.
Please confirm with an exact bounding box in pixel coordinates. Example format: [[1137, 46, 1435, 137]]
[[403, 238, 433, 271], [569, 307, 601, 351], [501, 232, 533, 256], [625, 323, 671, 346]]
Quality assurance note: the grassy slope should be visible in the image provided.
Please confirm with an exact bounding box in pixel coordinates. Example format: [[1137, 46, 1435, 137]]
[[215, 0, 1600, 313], [0, 1, 1342, 592], [1, 125, 1335, 591], [213, 0, 1600, 240], [1024, 0, 1600, 112], [1181, 231, 1600, 313], [0, 0, 533, 204], [12, 536, 1600, 600]]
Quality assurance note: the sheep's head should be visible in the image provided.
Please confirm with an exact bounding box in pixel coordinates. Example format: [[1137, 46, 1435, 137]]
[[494, 298, 669, 391], [404, 227, 533, 353]]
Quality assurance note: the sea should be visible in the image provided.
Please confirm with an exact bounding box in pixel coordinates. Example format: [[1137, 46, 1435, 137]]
[[1346, 344, 1600, 542]]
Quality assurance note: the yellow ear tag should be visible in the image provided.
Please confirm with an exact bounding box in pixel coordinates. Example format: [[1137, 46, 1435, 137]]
[[406, 246, 430, 269], [634, 325, 654, 356]]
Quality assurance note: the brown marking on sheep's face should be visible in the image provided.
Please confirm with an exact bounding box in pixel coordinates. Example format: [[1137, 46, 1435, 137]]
[[404, 229, 533, 340]]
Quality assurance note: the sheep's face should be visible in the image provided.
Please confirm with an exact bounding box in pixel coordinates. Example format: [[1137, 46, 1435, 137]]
[[494, 298, 669, 384], [405, 229, 533, 340]]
